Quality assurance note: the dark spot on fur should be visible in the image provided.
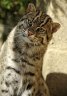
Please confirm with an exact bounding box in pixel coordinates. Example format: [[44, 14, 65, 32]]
[[12, 47, 16, 52], [15, 80, 18, 83], [33, 88, 35, 92], [6, 66, 21, 74], [22, 64, 26, 68], [24, 72, 35, 76], [36, 56, 40, 60], [28, 94, 31, 96], [13, 45, 21, 54], [12, 58, 19, 63], [5, 82, 9, 87], [44, 88, 47, 94], [21, 58, 34, 67], [8, 73, 11, 76], [1, 81, 3, 84], [32, 92, 34, 96], [14, 87, 18, 93], [1, 90, 8, 93], [23, 79, 27, 85], [35, 90, 43, 96], [27, 83, 33, 90]]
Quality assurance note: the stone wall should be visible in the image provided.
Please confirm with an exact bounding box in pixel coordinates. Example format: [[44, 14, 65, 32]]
[[42, 0, 67, 96]]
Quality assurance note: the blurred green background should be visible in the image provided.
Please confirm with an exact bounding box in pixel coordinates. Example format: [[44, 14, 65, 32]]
[[0, 0, 47, 46]]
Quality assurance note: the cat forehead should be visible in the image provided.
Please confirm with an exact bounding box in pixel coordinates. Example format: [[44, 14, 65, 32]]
[[33, 12, 52, 27], [27, 12, 52, 33], [21, 10, 52, 29]]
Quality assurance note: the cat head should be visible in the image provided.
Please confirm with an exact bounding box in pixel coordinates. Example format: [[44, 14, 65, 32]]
[[26, 22, 60, 46], [16, 3, 60, 47], [24, 3, 60, 46], [25, 13, 60, 46]]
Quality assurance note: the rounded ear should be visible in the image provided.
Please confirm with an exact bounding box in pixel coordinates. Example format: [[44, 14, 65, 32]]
[[52, 23, 60, 33], [27, 3, 36, 13]]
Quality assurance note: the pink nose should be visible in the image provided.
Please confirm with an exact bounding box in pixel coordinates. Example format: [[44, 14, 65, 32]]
[[28, 31, 34, 36]]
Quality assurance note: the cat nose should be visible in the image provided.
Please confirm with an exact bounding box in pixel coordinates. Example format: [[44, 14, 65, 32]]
[[28, 31, 34, 36]]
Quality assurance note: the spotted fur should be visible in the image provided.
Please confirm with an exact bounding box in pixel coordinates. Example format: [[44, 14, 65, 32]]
[[0, 3, 60, 96]]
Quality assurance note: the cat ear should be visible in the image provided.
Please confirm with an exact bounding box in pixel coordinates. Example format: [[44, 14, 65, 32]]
[[27, 3, 36, 13], [52, 23, 60, 33]]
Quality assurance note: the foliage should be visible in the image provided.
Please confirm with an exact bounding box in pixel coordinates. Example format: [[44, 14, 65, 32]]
[[0, 0, 36, 42], [0, 0, 36, 19], [0, 0, 34, 11]]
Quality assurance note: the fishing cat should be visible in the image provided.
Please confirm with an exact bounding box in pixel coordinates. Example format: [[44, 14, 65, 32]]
[[0, 3, 60, 96]]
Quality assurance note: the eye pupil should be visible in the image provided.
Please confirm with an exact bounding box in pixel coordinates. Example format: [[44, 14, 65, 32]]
[[28, 19, 32, 26], [36, 27, 46, 34]]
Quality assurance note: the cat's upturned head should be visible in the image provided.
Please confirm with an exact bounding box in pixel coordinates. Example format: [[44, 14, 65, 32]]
[[15, 3, 60, 49], [27, 13, 60, 46]]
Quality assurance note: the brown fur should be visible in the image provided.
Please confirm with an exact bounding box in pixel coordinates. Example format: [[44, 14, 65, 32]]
[[0, 3, 60, 96]]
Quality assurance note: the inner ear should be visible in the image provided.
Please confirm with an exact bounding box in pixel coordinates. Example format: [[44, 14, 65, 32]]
[[27, 3, 36, 13], [52, 23, 60, 33]]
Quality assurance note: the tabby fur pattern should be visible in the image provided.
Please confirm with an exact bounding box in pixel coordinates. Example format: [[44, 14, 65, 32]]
[[0, 3, 60, 96]]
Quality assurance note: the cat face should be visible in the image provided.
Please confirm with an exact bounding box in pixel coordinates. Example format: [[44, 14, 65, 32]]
[[16, 3, 60, 48], [24, 3, 60, 46], [25, 15, 60, 46]]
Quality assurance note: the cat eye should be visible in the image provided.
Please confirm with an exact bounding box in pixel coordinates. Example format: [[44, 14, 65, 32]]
[[35, 27, 46, 34], [28, 19, 33, 27]]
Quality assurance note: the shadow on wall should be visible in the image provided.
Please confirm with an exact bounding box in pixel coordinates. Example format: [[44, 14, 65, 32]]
[[46, 73, 67, 96]]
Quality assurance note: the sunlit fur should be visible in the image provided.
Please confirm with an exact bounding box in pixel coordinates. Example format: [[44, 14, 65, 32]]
[[0, 3, 60, 96]]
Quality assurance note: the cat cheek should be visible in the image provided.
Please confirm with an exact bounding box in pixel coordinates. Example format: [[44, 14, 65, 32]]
[[42, 36, 48, 45]]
